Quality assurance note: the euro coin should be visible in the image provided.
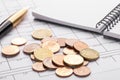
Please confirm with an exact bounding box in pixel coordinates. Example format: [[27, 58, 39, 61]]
[[2, 45, 20, 56], [32, 62, 46, 72], [11, 37, 27, 46], [63, 47, 77, 55], [82, 61, 89, 66], [64, 55, 84, 66], [23, 43, 40, 54], [41, 37, 57, 43], [52, 54, 65, 66], [30, 54, 35, 60], [34, 48, 53, 61], [42, 41, 60, 53], [56, 67, 73, 77], [80, 48, 99, 61], [32, 29, 52, 40], [65, 39, 78, 47], [73, 66, 91, 77], [57, 38, 66, 47], [43, 57, 57, 69], [74, 41, 88, 51]]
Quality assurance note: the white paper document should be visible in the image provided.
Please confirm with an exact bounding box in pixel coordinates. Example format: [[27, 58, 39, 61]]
[[32, 0, 120, 32]]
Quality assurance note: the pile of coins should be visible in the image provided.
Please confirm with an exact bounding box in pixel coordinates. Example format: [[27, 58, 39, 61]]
[[2, 37, 27, 56], [1, 28, 100, 77]]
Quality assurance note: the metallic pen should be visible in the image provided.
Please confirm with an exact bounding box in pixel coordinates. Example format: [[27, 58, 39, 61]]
[[0, 8, 28, 39]]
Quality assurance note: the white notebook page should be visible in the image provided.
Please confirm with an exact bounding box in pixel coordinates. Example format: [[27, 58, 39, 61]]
[[35, 0, 119, 28], [109, 22, 120, 34]]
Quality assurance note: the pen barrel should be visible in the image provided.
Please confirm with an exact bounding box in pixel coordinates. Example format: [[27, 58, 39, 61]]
[[8, 8, 28, 24], [0, 21, 13, 39]]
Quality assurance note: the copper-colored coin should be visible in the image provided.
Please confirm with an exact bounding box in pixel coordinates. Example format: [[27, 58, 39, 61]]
[[52, 54, 65, 66], [30, 54, 35, 60], [34, 48, 53, 61], [64, 55, 84, 66], [63, 47, 77, 55], [80, 48, 99, 61], [65, 39, 78, 47], [41, 37, 57, 43], [23, 43, 40, 54], [43, 57, 57, 69], [42, 41, 60, 53], [82, 61, 89, 66], [2, 45, 20, 56], [74, 41, 88, 51], [56, 67, 73, 77], [57, 38, 66, 47], [73, 66, 91, 77], [32, 62, 46, 72], [32, 29, 52, 40], [11, 37, 27, 46]]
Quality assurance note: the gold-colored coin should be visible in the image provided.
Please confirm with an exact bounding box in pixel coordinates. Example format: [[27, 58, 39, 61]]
[[73, 66, 91, 77], [64, 55, 84, 66], [57, 38, 66, 47], [74, 41, 88, 51], [42, 41, 60, 53], [34, 48, 53, 61], [32, 29, 52, 40], [63, 47, 77, 55], [2, 45, 20, 56], [23, 43, 40, 54], [11, 37, 27, 46], [56, 67, 73, 77], [80, 48, 99, 61], [65, 39, 78, 47], [52, 54, 65, 66], [41, 37, 57, 43], [32, 62, 46, 72], [43, 57, 57, 69]]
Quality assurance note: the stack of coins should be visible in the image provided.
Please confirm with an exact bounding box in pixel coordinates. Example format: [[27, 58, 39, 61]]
[[1, 28, 100, 78], [30, 28, 99, 77]]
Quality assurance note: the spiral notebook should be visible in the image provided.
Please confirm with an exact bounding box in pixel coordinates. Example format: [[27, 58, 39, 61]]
[[32, 0, 120, 39]]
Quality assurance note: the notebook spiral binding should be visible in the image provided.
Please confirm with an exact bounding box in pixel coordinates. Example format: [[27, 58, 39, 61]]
[[96, 3, 120, 31]]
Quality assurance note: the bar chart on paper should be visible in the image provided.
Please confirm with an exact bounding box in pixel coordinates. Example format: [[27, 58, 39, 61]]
[[1, 0, 120, 80]]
